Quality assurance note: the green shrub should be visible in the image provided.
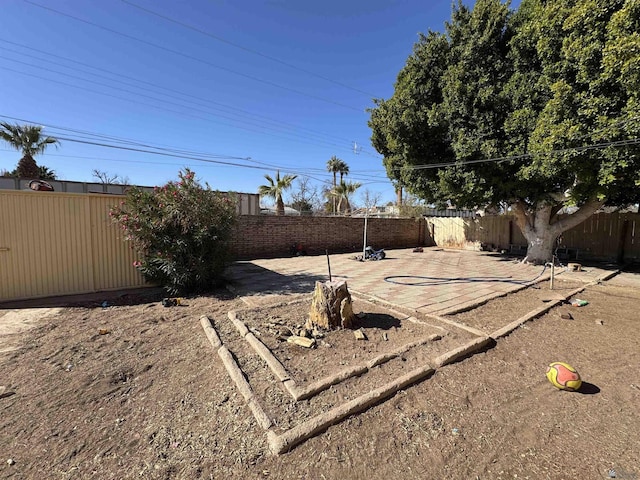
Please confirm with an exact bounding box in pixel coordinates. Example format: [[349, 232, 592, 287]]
[[110, 169, 237, 295]]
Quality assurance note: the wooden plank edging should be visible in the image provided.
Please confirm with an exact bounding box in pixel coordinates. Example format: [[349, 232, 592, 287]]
[[245, 332, 291, 382], [432, 337, 493, 368], [217, 346, 254, 402], [200, 318, 274, 431], [295, 365, 368, 401], [248, 397, 273, 430], [228, 310, 250, 337], [366, 334, 442, 369], [267, 363, 436, 455], [489, 285, 586, 339], [200, 315, 222, 349]]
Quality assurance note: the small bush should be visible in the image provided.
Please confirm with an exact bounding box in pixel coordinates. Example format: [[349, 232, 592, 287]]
[[110, 169, 237, 295]]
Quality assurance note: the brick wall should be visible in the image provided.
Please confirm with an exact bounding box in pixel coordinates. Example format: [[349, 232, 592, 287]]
[[231, 216, 433, 259]]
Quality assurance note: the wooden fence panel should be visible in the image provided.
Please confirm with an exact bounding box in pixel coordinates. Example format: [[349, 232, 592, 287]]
[[426, 216, 513, 250], [560, 213, 616, 260], [426, 212, 640, 261], [620, 214, 640, 260], [426, 217, 469, 249]]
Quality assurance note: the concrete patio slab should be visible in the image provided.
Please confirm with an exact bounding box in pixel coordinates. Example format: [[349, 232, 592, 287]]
[[226, 248, 615, 315]]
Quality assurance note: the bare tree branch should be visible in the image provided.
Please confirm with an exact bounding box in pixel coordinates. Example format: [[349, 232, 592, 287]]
[[92, 169, 130, 185]]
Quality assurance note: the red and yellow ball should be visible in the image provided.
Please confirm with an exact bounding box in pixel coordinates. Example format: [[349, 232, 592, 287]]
[[546, 362, 582, 391]]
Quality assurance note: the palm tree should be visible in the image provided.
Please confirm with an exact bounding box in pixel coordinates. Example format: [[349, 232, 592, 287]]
[[258, 170, 297, 216], [331, 180, 361, 214], [0, 122, 60, 178], [38, 166, 57, 180], [337, 159, 349, 184], [326, 156, 342, 213]]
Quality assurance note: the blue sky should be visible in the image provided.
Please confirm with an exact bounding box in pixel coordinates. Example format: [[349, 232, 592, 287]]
[[0, 0, 519, 205]]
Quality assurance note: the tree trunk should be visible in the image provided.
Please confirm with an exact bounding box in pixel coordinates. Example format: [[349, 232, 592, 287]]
[[344, 198, 351, 214], [522, 229, 558, 265], [512, 199, 604, 264], [337, 197, 351, 215], [276, 195, 285, 216], [16, 155, 39, 179], [332, 173, 337, 214], [307, 280, 355, 331]]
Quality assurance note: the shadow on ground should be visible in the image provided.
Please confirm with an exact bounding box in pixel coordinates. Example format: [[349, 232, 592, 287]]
[[226, 263, 327, 296], [354, 313, 402, 330], [578, 382, 601, 395], [0, 288, 164, 309], [0, 287, 237, 310]]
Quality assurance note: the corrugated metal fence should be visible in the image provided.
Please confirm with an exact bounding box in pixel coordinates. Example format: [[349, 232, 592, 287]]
[[0, 191, 145, 301], [0, 190, 261, 302]]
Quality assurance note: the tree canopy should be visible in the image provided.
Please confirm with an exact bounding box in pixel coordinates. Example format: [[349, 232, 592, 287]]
[[369, 0, 640, 262], [2, 165, 57, 180]]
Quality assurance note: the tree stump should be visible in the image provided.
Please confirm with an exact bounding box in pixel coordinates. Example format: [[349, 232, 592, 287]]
[[306, 280, 355, 330]]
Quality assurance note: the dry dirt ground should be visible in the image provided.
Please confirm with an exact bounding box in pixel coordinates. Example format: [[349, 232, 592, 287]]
[[1, 267, 639, 480]]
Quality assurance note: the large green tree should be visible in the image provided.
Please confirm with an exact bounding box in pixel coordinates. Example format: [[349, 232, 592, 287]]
[[0, 123, 60, 179], [258, 170, 298, 216], [369, 0, 640, 263]]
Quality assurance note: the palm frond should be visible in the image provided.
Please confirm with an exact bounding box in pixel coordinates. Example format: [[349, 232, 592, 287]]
[[0, 122, 59, 157]]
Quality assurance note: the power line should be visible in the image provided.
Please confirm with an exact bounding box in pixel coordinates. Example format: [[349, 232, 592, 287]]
[[0, 50, 383, 159], [23, 0, 365, 113], [0, 56, 352, 151], [572, 114, 640, 142], [0, 149, 230, 168], [0, 147, 338, 187], [51, 135, 290, 171], [0, 38, 376, 151], [0, 113, 248, 162], [120, 0, 380, 98], [0, 114, 387, 183], [0, 65, 369, 156], [0, 147, 291, 180], [0, 148, 343, 187], [399, 137, 640, 171]]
